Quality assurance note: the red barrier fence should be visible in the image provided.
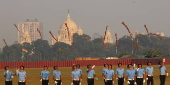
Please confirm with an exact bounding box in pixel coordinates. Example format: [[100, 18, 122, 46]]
[[0, 59, 169, 69]]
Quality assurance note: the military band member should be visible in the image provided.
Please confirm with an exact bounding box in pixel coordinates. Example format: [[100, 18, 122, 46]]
[[158, 61, 168, 85], [102, 63, 108, 85], [104, 64, 114, 85], [40, 65, 50, 85], [126, 64, 136, 85], [136, 64, 145, 85], [77, 64, 83, 85], [116, 63, 124, 85], [16, 66, 27, 85], [3, 66, 14, 85], [86, 64, 98, 85], [71, 65, 81, 85], [146, 61, 154, 85], [53, 65, 62, 85]]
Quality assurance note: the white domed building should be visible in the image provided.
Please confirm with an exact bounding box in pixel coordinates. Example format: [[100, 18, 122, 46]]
[[52, 14, 83, 45]]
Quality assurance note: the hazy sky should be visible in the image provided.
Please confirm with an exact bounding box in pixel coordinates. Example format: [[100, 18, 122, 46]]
[[0, 0, 170, 48]]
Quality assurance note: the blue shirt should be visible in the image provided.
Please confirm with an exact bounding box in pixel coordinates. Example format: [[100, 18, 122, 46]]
[[159, 66, 166, 74], [102, 68, 108, 74], [53, 70, 61, 79], [104, 70, 114, 79], [77, 68, 83, 75], [136, 69, 145, 77], [3, 71, 13, 80], [71, 70, 80, 79], [86, 69, 95, 77], [40, 71, 50, 79], [126, 69, 136, 79], [146, 67, 154, 75], [116, 68, 124, 77], [17, 71, 26, 81]]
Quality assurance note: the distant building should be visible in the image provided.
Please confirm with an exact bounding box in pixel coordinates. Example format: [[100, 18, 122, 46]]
[[18, 19, 43, 44], [157, 32, 165, 37], [92, 33, 101, 39], [103, 28, 114, 44], [52, 13, 83, 45], [75, 57, 100, 60], [106, 57, 119, 59]]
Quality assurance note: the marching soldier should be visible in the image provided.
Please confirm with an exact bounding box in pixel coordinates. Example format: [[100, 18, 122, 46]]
[[3, 66, 15, 85], [136, 64, 145, 85], [126, 64, 136, 85], [40, 65, 50, 85], [71, 65, 81, 85], [102, 63, 108, 85], [16, 66, 27, 85], [53, 65, 62, 85], [146, 61, 154, 85], [116, 63, 125, 85], [104, 64, 114, 85], [86, 64, 98, 85], [158, 61, 168, 85]]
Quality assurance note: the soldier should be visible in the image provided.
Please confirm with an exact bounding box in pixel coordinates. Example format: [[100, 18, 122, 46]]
[[126, 64, 136, 85], [146, 61, 154, 85], [71, 65, 81, 85], [104, 64, 114, 85], [136, 64, 145, 85], [16, 66, 27, 85], [86, 64, 98, 85], [53, 65, 62, 85], [77, 64, 83, 85], [102, 63, 109, 85], [40, 65, 50, 85], [158, 61, 168, 85], [3, 66, 15, 85], [116, 63, 125, 85]]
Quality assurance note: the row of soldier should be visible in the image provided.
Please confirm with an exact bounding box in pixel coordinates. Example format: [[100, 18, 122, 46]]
[[3, 61, 168, 85]]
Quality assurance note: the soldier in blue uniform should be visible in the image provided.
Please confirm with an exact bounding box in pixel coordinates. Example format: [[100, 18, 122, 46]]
[[158, 61, 168, 85], [77, 64, 83, 85], [40, 65, 50, 85], [126, 64, 136, 85], [16, 66, 27, 85], [146, 61, 154, 85], [102, 63, 108, 85], [116, 63, 124, 85], [3, 66, 14, 85], [71, 65, 81, 85], [53, 65, 62, 85], [86, 64, 98, 85], [136, 64, 145, 85], [104, 64, 114, 85]]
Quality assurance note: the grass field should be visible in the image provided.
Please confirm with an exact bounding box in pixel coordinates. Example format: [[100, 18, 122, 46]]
[[0, 65, 169, 85]]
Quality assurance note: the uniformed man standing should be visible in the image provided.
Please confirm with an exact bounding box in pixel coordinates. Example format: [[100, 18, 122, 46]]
[[71, 65, 81, 85], [77, 64, 83, 85], [53, 65, 62, 85], [3, 66, 15, 85], [102, 63, 108, 85], [104, 64, 114, 85], [116, 63, 125, 85], [136, 64, 145, 85], [126, 64, 136, 85], [146, 61, 154, 85], [86, 64, 98, 85], [158, 61, 168, 85], [16, 66, 27, 85], [40, 65, 50, 85]]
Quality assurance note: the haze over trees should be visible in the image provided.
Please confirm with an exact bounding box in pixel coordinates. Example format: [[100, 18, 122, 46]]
[[0, 33, 170, 62]]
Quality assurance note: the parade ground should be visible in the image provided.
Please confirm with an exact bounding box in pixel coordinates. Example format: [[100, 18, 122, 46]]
[[0, 65, 169, 85]]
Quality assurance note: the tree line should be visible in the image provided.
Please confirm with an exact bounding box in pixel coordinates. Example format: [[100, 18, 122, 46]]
[[0, 33, 170, 62]]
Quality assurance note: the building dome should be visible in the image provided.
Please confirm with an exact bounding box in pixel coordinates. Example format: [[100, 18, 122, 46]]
[[59, 14, 78, 33]]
